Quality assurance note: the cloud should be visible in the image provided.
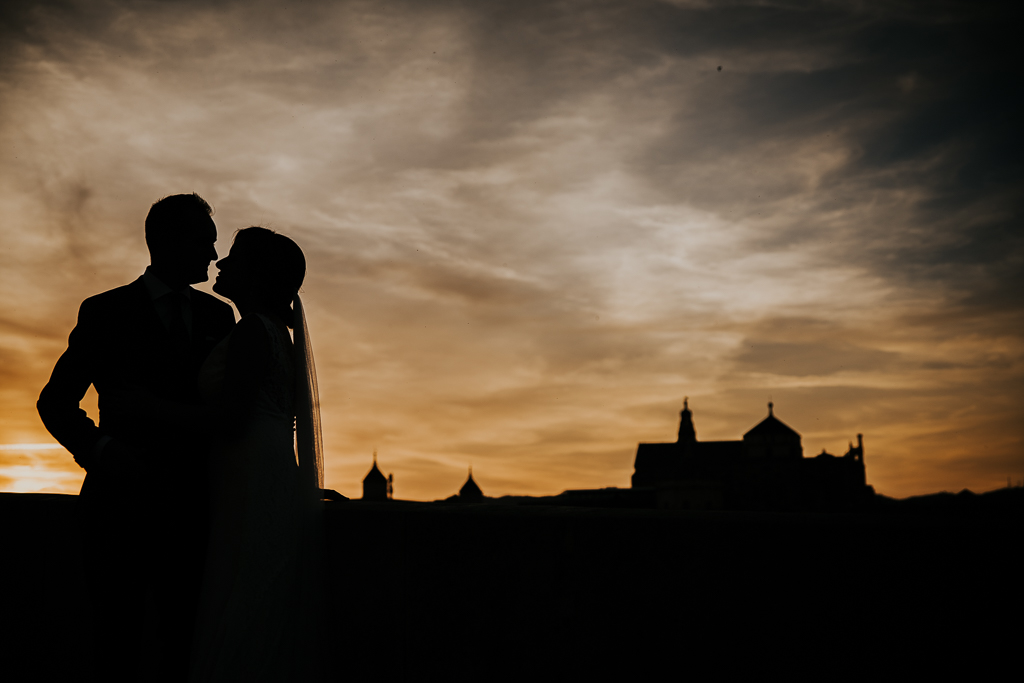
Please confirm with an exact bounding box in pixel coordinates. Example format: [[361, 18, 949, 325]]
[[0, 445, 83, 493], [0, 0, 1021, 499], [734, 340, 900, 377]]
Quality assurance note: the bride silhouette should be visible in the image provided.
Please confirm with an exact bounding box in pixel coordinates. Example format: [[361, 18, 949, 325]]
[[192, 227, 325, 681], [121, 227, 325, 681]]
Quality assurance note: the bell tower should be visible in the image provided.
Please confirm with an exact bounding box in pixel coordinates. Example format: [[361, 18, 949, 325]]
[[677, 397, 696, 447]]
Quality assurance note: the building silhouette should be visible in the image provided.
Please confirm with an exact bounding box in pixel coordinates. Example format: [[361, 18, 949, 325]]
[[632, 399, 870, 511], [458, 467, 484, 502], [349, 401, 868, 511], [363, 451, 391, 501], [440, 467, 486, 503]]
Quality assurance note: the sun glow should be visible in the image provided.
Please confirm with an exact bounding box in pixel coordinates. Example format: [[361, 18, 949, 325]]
[[0, 445, 84, 494], [0, 0, 1021, 501]]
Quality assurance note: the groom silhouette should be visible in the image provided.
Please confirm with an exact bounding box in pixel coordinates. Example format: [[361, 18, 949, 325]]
[[38, 193, 236, 681]]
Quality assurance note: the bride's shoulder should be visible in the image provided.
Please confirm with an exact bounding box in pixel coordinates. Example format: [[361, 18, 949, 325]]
[[234, 313, 273, 335], [226, 314, 273, 367]]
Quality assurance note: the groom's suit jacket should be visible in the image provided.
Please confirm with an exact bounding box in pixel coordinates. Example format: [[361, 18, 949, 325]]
[[38, 275, 235, 682], [38, 275, 236, 500]]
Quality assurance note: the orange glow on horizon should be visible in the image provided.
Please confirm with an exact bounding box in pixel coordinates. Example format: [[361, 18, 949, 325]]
[[1, 0, 1021, 502]]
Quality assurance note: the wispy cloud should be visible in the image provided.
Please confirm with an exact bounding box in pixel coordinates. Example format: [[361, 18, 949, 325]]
[[0, 0, 1020, 499]]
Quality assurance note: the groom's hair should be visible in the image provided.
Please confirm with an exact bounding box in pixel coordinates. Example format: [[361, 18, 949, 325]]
[[145, 193, 214, 251]]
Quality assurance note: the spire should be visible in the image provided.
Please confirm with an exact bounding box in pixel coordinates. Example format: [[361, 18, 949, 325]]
[[363, 453, 386, 484], [459, 466, 484, 502], [362, 451, 388, 501], [768, 401, 774, 416], [677, 396, 696, 445]]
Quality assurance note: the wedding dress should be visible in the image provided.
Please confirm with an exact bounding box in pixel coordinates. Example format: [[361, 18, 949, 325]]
[[189, 307, 323, 682]]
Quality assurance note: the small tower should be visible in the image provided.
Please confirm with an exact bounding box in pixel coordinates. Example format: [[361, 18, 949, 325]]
[[677, 397, 696, 447], [843, 434, 864, 462], [362, 450, 389, 501], [843, 434, 867, 487], [458, 466, 484, 503]]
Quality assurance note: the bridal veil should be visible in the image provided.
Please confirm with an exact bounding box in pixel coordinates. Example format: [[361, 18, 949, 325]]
[[292, 293, 324, 497]]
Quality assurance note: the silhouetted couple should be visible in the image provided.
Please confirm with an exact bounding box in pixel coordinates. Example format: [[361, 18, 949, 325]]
[[37, 194, 324, 682]]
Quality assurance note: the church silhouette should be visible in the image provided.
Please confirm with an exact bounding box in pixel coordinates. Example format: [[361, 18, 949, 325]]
[[351, 400, 870, 512], [632, 399, 870, 511]]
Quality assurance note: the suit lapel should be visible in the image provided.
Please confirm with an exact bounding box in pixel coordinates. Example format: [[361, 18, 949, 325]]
[[122, 280, 232, 389], [126, 277, 167, 345], [189, 290, 234, 365], [191, 291, 215, 354]]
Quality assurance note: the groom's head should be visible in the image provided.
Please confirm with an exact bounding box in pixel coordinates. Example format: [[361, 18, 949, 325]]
[[145, 193, 218, 287]]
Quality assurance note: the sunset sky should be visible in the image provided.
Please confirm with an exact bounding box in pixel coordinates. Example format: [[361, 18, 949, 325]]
[[1, 0, 1020, 501]]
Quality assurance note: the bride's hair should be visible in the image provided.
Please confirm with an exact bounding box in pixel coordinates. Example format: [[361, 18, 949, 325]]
[[233, 226, 306, 328]]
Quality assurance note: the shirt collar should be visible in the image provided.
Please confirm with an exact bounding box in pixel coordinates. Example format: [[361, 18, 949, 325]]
[[142, 266, 192, 302]]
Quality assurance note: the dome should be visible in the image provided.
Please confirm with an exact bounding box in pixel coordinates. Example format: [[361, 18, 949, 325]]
[[459, 469, 484, 502], [362, 453, 389, 501], [743, 402, 800, 439], [363, 461, 387, 485], [742, 402, 802, 459]]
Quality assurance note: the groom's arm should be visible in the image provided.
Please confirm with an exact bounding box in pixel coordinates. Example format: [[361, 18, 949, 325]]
[[37, 298, 106, 471]]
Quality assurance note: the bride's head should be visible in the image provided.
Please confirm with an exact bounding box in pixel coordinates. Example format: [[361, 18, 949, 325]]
[[213, 226, 305, 327]]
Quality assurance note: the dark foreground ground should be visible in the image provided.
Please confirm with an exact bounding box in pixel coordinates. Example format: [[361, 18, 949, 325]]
[[2, 489, 1021, 680]]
